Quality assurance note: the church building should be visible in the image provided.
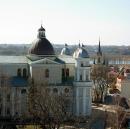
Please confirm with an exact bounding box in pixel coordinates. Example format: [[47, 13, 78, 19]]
[[0, 25, 92, 117]]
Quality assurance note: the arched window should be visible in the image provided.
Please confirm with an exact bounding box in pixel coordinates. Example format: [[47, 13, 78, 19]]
[[7, 108, 10, 115], [86, 74, 88, 81], [62, 69, 65, 77], [64, 88, 69, 93], [7, 94, 10, 102], [66, 68, 69, 77], [17, 69, 21, 77], [45, 69, 49, 78], [80, 75, 82, 81], [21, 89, 26, 94], [0, 104, 2, 115], [62, 68, 66, 82], [0, 94, 1, 102], [23, 68, 27, 78], [53, 88, 58, 93], [81, 62, 83, 67]]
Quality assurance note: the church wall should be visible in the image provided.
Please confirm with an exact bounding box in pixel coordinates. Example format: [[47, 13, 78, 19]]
[[31, 64, 62, 85], [0, 86, 28, 117], [0, 62, 28, 117], [73, 86, 92, 116], [48, 85, 73, 114], [64, 64, 75, 77], [0, 64, 28, 77]]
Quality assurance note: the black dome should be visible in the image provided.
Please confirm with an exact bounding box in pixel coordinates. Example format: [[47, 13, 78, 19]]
[[29, 25, 55, 55], [29, 38, 55, 55]]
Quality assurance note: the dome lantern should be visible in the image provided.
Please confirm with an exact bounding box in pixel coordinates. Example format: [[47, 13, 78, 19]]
[[37, 25, 46, 39]]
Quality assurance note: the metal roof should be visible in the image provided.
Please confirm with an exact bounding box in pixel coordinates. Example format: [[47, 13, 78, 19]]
[[0, 56, 28, 64], [58, 55, 75, 64]]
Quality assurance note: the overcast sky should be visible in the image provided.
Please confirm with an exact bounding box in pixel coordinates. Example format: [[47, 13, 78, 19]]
[[0, 0, 129, 45]]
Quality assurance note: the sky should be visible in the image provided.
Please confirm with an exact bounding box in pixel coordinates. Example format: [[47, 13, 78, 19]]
[[0, 0, 129, 45]]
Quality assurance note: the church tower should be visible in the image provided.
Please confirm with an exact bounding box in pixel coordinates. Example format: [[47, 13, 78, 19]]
[[96, 38, 103, 64], [73, 44, 92, 116], [94, 38, 108, 65]]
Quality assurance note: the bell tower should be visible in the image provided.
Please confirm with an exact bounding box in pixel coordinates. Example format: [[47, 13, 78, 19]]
[[73, 44, 92, 116]]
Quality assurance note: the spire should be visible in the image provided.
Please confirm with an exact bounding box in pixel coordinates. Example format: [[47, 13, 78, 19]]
[[78, 40, 81, 48], [97, 37, 102, 56]]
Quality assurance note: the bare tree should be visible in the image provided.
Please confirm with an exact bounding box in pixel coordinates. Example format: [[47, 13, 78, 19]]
[[91, 64, 121, 103], [91, 64, 110, 102], [105, 95, 127, 129], [28, 80, 71, 129]]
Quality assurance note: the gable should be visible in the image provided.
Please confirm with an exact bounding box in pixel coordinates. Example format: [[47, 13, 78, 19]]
[[30, 58, 61, 65]]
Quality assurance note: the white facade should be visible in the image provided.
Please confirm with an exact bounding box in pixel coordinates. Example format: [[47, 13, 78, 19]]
[[0, 26, 92, 117], [73, 57, 92, 116]]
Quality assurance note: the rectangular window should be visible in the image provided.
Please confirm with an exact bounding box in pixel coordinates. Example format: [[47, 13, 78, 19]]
[[66, 68, 69, 77], [45, 69, 49, 78], [0, 95, 2, 102], [7, 94, 10, 102], [7, 108, 10, 115], [0, 104, 2, 115], [86, 74, 88, 81], [81, 63, 83, 67], [62, 69, 65, 77]]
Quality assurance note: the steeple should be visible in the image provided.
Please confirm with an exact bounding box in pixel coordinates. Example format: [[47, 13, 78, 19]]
[[78, 40, 81, 48], [97, 37, 102, 56]]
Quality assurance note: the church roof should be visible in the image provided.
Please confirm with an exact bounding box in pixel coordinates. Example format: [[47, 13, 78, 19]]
[[60, 44, 71, 55], [58, 55, 75, 64], [73, 45, 89, 58], [29, 26, 55, 56], [11, 76, 28, 87], [29, 38, 55, 55], [0, 56, 28, 64]]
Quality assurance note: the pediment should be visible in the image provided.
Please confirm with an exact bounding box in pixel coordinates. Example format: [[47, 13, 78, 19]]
[[31, 58, 60, 65]]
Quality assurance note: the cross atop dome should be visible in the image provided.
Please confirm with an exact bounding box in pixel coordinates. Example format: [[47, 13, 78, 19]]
[[37, 25, 46, 38], [38, 24, 45, 31]]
